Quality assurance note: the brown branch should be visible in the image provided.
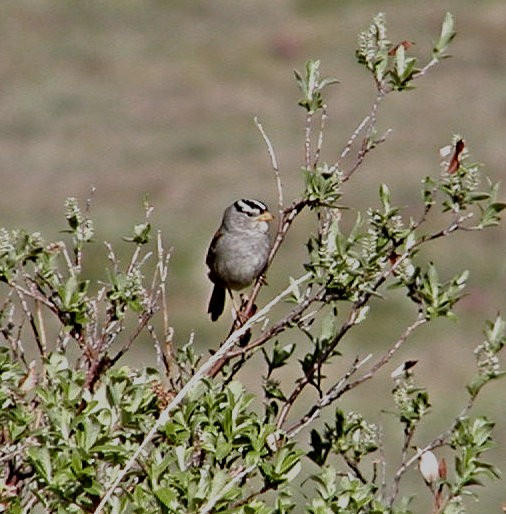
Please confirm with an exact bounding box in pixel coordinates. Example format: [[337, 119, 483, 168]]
[[208, 275, 318, 378], [286, 353, 373, 437], [84, 304, 158, 391], [13, 286, 46, 358], [231, 285, 325, 360], [335, 313, 427, 398]]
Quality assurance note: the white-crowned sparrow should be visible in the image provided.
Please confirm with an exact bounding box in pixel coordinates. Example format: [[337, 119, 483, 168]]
[[206, 199, 273, 321]]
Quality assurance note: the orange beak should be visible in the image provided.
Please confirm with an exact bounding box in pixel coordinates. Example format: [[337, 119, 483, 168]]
[[255, 211, 274, 222]]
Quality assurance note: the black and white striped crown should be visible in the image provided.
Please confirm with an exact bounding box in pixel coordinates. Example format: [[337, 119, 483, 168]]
[[234, 199, 268, 217]]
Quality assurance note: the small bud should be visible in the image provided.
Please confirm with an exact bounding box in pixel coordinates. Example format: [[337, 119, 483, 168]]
[[417, 448, 439, 484], [266, 431, 284, 452], [438, 457, 447, 481]]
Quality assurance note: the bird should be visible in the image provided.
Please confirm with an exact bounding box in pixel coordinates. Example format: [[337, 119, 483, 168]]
[[206, 199, 273, 321]]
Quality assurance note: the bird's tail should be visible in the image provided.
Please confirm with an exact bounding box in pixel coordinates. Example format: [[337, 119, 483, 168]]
[[208, 284, 226, 321]]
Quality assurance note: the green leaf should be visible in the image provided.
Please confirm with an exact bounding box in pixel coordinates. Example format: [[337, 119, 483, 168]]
[[27, 447, 52, 482], [433, 12, 456, 58], [154, 487, 178, 509], [123, 222, 151, 244]]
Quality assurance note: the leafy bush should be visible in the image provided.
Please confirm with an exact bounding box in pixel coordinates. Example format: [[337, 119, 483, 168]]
[[0, 12, 504, 514]]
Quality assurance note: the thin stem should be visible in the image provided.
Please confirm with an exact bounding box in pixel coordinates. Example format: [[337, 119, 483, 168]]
[[339, 112, 372, 162], [229, 280, 320, 360], [313, 105, 327, 168], [286, 353, 373, 438], [209, 273, 315, 378], [254, 116, 283, 211], [412, 57, 439, 81], [156, 231, 173, 371], [305, 111, 313, 169], [14, 286, 46, 358], [337, 313, 427, 397]]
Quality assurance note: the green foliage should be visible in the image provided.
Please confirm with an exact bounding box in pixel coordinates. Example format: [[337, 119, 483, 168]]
[[308, 409, 378, 466], [467, 316, 506, 398], [0, 11, 504, 514], [294, 60, 339, 113], [392, 367, 431, 432], [356, 12, 456, 92]]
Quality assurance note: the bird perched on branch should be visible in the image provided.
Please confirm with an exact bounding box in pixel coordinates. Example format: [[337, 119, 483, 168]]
[[206, 199, 273, 321]]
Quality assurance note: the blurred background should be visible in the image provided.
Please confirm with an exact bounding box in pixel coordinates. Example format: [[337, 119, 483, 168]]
[[1, 0, 505, 510]]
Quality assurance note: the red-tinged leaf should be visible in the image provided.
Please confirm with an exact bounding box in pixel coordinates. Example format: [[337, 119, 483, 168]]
[[448, 139, 465, 173], [439, 457, 448, 480], [388, 40, 415, 56]]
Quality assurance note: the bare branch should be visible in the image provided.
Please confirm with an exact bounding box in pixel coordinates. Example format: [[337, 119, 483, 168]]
[[313, 105, 327, 168], [14, 285, 46, 358], [304, 111, 313, 170], [337, 313, 427, 397], [287, 353, 373, 437]]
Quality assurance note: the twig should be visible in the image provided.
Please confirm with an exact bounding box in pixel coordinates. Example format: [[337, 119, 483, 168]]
[[126, 245, 142, 275], [412, 57, 439, 81], [104, 241, 119, 275], [254, 116, 284, 243], [155, 231, 173, 373], [109, 305, 159, 366], [254, 117, 280, 174], [339, 112, 372, 162], [209, 273, 315, 377], [286, 353, 373, 438], [335, 313, 427, 400], [334, 92, 385, 179], [343, 128, 392, 182], [93, 273, 309, 513], [34, 300, 47, 355], [14, 286, 46, 358], [21, 495, 38, 514], [226, 482, 271, 511], [11, 281, 56, 313], [313, 105, 327, 168], [304, 111, 313, 169], [343, 453, 368, 484]]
